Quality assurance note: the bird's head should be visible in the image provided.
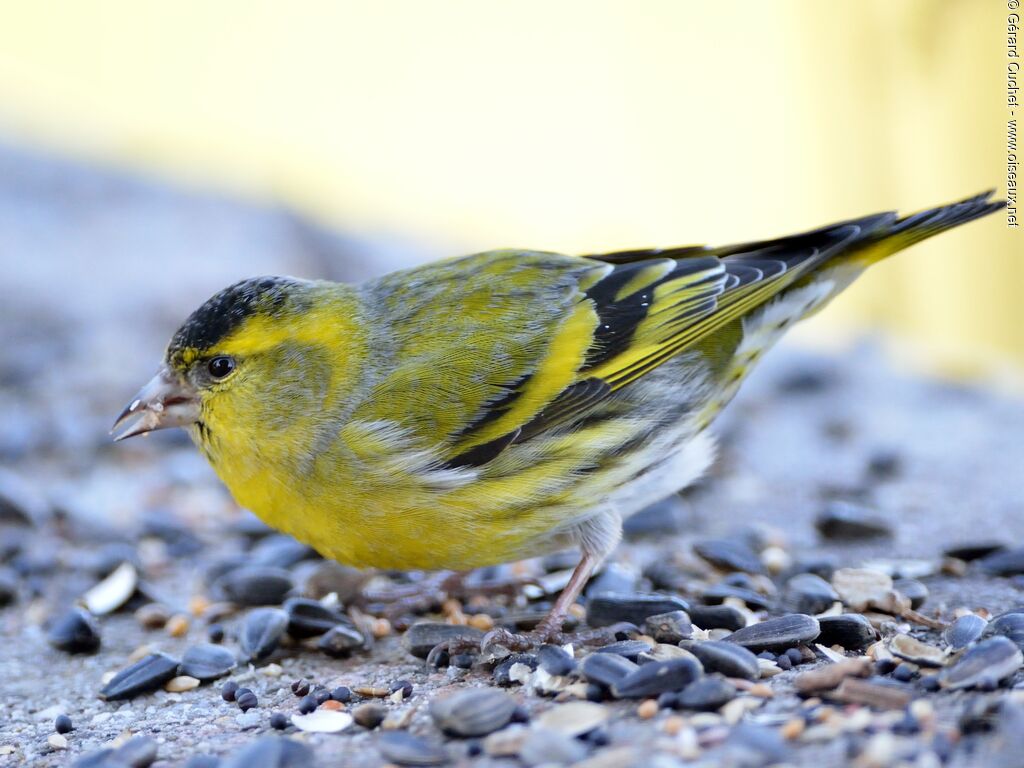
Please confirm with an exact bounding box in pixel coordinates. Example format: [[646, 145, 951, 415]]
[[112, 276, 363, 453]]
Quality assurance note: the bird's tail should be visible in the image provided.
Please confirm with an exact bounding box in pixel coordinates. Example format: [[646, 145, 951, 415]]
[[847, 190, 1005, 267]]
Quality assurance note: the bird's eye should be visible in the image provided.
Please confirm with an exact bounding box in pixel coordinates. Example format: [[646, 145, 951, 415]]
[[207, 356, 236, 379]]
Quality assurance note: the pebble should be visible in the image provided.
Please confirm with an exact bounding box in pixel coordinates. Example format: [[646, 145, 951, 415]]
[[534, 700, 610, 737], [221, 735, 312, 768], [378, 731, 447, 766], [290, 709, 353, 733], [580, 652, 638, 688], [134, 603, 171, 629], [47, 733, 68, 750], [693, 538, 765, 574], [782, 573, 839, 615], [537, 644, 577, 676], [165, 675, 201, 692], [430, 687, 516, 737], [944, 614, 987, 650], [99, 652, 180, 700], [352, 702, 387, 729], [240, 607, 290, 661], [940, 636, 1023, 690], [637, 699, 659, 718], [644, 610, 693, 644], [683, 640, 760, 680], [675, 675, 737, 711], [283, 596, 347, 637], [612, 657, 702, 698], [815, 613, 878, 650], [180, 643, 237, 680], [215, 566, 295, 606], [723, 614, 820, 651], [47, 608, 101, 654], [586, 592, 689, 627], [814, 501, 892, 540], [687, 603, 747, 631], [402, 622, 483, 658]]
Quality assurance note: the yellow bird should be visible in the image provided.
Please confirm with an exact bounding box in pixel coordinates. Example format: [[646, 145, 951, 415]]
[[114, 192, 1003, 643]]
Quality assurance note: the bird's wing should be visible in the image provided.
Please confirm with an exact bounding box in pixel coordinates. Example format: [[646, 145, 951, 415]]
[[364, 206, 946, 469]]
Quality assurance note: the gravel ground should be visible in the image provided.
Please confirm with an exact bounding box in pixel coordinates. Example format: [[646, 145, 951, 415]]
[[1, 143, 1023, 768]]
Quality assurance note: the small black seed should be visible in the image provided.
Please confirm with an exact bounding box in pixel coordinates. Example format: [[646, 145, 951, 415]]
[[776, 654, 792, 670], [785, 648, 804, 666], [221, 681, 239, 702], [207, 624, 225, 643], [290, 679, 310, 697], [511, 705, 530, 723], [54, 714, 73, 734], [297, 695, 317, 714], [452, 653, 475, 669], [330, 685, 352, 703], [585, 683, 606, 701], [313, 688, 331, 705], [537, 644, 577, 676], [270, 712, 289, 730], [892, 664, 916, 682], [875, 659, 897, 675], [237, 691, 258, 711], [920, 676, 941, 692]]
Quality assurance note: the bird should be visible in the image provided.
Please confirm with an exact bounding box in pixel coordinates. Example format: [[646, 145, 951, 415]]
[[113, 191, 1004, 645]]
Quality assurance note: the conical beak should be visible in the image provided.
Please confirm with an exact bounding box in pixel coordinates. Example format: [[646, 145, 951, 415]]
[[111, 366, 200, 441]]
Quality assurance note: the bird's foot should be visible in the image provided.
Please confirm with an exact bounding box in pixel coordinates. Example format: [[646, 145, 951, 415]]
[[480, 620, 637, 654], [362, 569, 539, 621]]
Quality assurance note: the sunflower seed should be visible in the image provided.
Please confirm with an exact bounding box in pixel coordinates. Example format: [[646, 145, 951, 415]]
[[593, 640, 652, 660], [402, 623, 483, 658], [681, 640, 759, 681], [249, 535, 316, 569], [814, 501, 892, 540], [82, 561, 138, 615], [816, 614, 877, 650], [611, 657, 702, 698], [240, 607, 289, 661], [990, 613, 1024, 649], [693, 538, 765, 574], [317, 623, 365, 656], [724, 614, 820, 651], [980, 547, 1024, 577], [892, 578, 929, 609], [430, 687, 515, 737], [290, 709, 353, 733], [675, 674, 737, 710], [537, 644, 577, 676], [216, 566, 294, 606], [782, 574, 839, 615], [939, 637, 1023, 690], [700, 585, 772, 611], [944, 614, 987, 650], [889, 634, 946, 667], [99, 652, 180, 700], [378, 731, 447, 766], [688, 604, 746, 631], [943, 542, 1006, 562], [283, 597, 348, 637], [180, 643, 236, 681], [222, 736, 312, 768], [644, 611, 693, 644], [518, 728, 587, 766], [580, 652, 638, 688], [47, 608, 101, 654], [586, 592, 689, 628]]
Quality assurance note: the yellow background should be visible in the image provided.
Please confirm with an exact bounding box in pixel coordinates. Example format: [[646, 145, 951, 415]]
[[0, 1, 1018, 375]]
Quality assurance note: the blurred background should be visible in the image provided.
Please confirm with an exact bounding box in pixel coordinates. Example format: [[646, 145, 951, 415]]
[[0, 1, 1017, 482]]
